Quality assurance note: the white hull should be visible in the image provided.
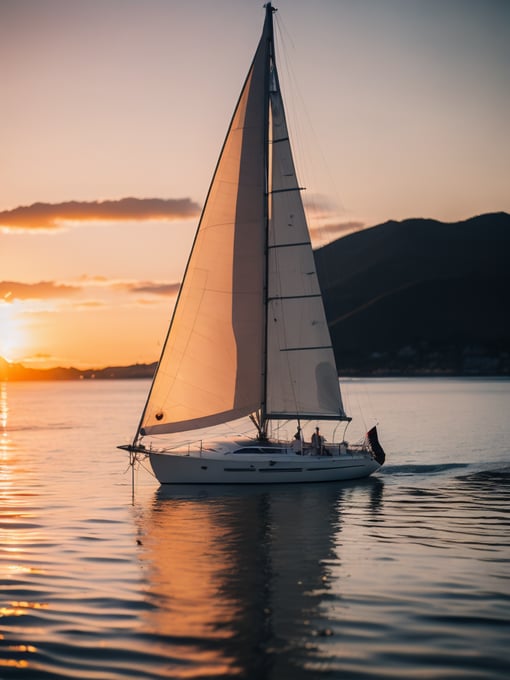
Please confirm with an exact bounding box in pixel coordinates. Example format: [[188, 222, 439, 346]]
[[149, 449, 380, 485]]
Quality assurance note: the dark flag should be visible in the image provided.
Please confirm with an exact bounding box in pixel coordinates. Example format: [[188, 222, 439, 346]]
[[367, 426, 386, 466]]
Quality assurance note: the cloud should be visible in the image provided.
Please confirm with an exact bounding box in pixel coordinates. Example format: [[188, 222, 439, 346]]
[[302, 194, 366, 241], [1, 281, 80, 302], [72, 276, 181, 297], [1, 277, 181, 304], [0, 197, 201, 231], [111, 280, 181, 297], [127, 282, 181, 296], [310, 221, 365, 240], [303, 193, 338, 217]]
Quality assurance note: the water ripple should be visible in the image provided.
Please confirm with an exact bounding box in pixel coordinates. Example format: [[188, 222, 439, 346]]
[[1, 380, 510, 678]]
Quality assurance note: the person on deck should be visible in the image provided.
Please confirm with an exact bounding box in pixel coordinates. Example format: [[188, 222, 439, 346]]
[[311, 426, 323, 456], [292, 427, 303, 455]]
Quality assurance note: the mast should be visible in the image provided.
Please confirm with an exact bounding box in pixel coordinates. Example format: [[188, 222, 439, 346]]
[[259, 2, 277, 438]]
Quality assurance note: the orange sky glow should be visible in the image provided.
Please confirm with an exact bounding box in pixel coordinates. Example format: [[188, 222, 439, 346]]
[[1, 0, 509, 369]]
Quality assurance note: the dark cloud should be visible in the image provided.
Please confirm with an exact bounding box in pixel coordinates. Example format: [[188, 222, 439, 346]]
[[0, 197, 201, 230], [0, 278, 181, 303], [0, 281, 80, 301], [125, 282, 181, 296], [310, 221, 365, 239], [303, 192, 335, 210]]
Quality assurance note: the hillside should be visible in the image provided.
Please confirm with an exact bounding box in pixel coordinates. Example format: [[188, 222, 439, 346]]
[[0, 358, 157, 382], [2, 212, 509, 380], [314, 212, 510, 374]]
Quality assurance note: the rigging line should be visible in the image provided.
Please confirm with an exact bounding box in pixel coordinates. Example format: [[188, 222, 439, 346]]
[[358, 378, 377, 433], [274, 4, 347, 254], [124, 450, 156, 504], [139, 455, 157, 478], [347, 379, 368, 434], [268, 412, 350, 422], [272, 12, 311, 201]]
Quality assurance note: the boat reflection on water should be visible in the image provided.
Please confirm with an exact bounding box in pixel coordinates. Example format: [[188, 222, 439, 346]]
[[135, 479, 384, 678]]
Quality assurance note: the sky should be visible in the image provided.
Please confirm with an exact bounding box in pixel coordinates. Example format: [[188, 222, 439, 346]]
[[1, 0, 509, 369]]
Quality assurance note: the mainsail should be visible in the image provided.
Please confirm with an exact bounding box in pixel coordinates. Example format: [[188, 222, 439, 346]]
[[265, 50, 346, 421], [139, 3, 347, 440]]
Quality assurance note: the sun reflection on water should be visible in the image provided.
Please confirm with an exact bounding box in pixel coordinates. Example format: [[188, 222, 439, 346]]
[[0, 382, 46, 674], [140, 498, 243, 677], [1, 381, 9, 444]]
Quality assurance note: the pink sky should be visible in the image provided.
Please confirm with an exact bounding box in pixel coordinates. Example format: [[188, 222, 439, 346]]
[[1, 0, 509, 368]]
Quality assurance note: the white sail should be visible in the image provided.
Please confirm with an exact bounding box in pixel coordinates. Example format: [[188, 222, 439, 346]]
[[140, 16, 271, 436], [265, 65, 347, 420], [139, 4, 346, 439]]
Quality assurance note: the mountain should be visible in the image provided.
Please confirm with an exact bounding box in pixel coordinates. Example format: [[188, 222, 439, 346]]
[[2, 212, 509, 380], [314, 212, 510, 374]]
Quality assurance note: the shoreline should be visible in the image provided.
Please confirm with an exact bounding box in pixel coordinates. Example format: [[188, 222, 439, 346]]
[[1, 362, 508, 382]]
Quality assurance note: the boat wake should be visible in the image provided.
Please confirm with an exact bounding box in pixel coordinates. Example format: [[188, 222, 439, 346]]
[[382, 461, 510, 482], [381, 462, 471, 476], [456, 464, 510, 486]]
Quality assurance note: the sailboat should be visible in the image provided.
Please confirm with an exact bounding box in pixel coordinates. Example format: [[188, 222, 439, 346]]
[[119, 3, 385, 484]]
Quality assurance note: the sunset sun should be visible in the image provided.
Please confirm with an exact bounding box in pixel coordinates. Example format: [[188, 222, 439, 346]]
[[0, 304, 28, 363]]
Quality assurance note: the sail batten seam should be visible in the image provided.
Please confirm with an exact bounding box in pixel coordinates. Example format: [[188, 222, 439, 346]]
[[268, 241, 311, 249], [279, 345, 334, 352], [268, 294, 321, 301], [270, 187, 305, 194]]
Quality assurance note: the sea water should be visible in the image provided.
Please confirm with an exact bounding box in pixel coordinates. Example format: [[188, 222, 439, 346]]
[[1, 378, 509, 679]]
